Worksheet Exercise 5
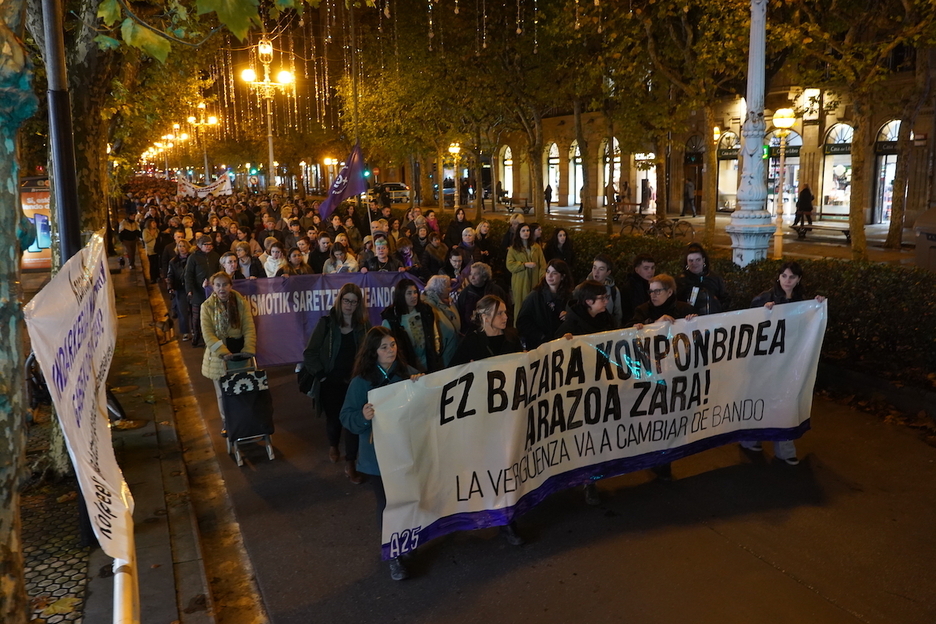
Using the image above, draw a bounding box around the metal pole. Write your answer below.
[266,97,275,191]
[42,0,83,260]
[773,133,787,259]
[201,129,210,182]
[726,0,775,266]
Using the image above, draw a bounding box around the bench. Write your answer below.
[506,196,530,214]
[790,223,852,243]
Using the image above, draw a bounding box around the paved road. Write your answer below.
[175,338,936,624]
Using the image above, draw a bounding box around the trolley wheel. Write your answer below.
[225,437,232,454]
[266,436,275,460]
[234,445,244,467]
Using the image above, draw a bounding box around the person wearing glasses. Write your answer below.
[555,280,619,506]
[629,274,697,329]
[555,280,618,340]
[303,283,371,483]
[628,273,697,482]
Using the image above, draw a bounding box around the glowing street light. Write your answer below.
[241,35,295,191]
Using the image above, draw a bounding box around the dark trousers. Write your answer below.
[171,293,190,335]
[190,302,203,346]
[320,380,358,461]
[371,474,386,531]
[148,254,160,283]
[793,211,813,226]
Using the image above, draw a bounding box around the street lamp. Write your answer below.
[242,36,294,192]
[187,103,219,183]
[771,107,796,258]
[448,143,461,208]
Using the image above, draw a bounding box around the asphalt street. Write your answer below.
[175,332,936,624]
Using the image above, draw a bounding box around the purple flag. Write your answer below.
[319,143,368,220]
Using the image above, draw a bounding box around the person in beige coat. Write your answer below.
[506,223,546,322]
[201,272,257,431]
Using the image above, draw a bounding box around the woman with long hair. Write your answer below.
[262,241,288,277]
[233,242,263,279]
[740,262,825,465]
[340,327,422,581]
[322,242,359,273]
[200,272,257,433]
[449,295,525,545]
[381,279,443,373]
[118,212,142,270]
[303,283,371,482]
[506,223,546,322]
[516,259,575,350]
[544,227,575,273]
[444,208,474,249]
[275,247,314,276]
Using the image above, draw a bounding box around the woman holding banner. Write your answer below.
[304,283,370,483]
[340,327,423,581]
[449,295,525,546]
[740,262,825,465]
[381,279,444,374]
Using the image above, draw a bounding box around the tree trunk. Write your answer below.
[0,2,39,622]
[703,105,719,247]
[654,136,669,219]
[419,153,433,207]
[573,99,593,221]
[849,105,871,261]
[606,115,615,238]
[437,147,445,213]
[885,48,932,249]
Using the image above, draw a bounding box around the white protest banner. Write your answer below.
[24,231,135,561]
[371,300,826,559]
[177,175,233,198]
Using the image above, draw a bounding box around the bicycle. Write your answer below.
[618,212,651,236]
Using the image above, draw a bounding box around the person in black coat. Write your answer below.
[741,262,825,465]
[516,259,574,350]
[380,279,444,373]
[543,228,575,275]
[676,244,730,316]
[455,262,508,333]
[450,295,523,366]
[620,254,656,319]
[183,237,220,347]
[793,183,814,226]
[554,280,618,506]
[629,273,697,328]
[555,280,617,339]
[444,208,474,249]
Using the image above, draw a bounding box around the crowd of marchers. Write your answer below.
[116,181,824,582]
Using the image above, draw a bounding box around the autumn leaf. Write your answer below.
[96,0,120,27]
[41,597,81,616]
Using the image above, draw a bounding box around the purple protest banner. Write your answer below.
[231,272,422,367]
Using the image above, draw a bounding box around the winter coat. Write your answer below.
[620,272,651,320]
[554,302,617,338]
[184,249,220,306]
[516,287,570,350]
[302,314,370,380]
[200,291,257,380]
[381,302,444,373]
[506,244,546,321]
[450,328,523,367]
[421,292,461,366]
[628,294,696,327]
[677,270,730,315]
[340,361,419,476]
[444,219,474,249]
[751,285,803,308]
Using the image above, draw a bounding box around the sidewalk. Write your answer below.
[21,261,216,623]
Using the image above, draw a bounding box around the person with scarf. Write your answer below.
[421,275,461,366]
[200,272,257,433]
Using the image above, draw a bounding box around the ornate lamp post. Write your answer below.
[726,0,775,267]
[448,142,461,208]
[242,37,294,192]
[771,107,796,258]
[187,103,218,183]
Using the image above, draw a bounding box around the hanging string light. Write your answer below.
[475,0,481,56]
[482,0,487,48]
[574,0,581,30]
[454,0,459,15]
[533,0,539,53]
[516,0,522,34]
[428,0,434,51]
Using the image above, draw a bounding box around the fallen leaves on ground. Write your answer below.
[41,597,80,616]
